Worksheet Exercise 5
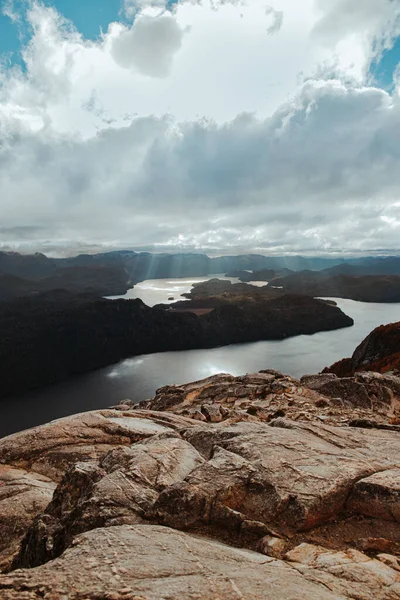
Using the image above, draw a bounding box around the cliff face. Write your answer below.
[1,369,400,598]
[326,321,400,377]
[0,291,352,398]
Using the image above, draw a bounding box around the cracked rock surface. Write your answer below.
[2,370,400,598]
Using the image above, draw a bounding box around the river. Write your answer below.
[1,276,399,438]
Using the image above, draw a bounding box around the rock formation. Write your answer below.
[326,321,400,377]
[2,368,400,597]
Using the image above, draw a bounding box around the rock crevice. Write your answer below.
[2,369,400,598]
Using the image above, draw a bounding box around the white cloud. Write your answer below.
[2,1,17,23]
[1,80,400,254]
[265,7,283,35]
[111,15,185,77]
[123,0,168,19]
[313,0,400,69]
[0,0,399,254]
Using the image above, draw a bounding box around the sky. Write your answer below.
[0,0,400,256]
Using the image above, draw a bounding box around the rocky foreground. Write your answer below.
[2,368,400,598]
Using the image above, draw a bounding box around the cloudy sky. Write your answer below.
[0,0,400,256]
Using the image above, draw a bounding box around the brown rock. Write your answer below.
[201,403,223,422]
[357,537,395,553]
[258,535,288,558]
[153,420,400,536]
[15,435,204,568]
[0,466,55,570]
[3,370,400,598]
[2,526,400,600]
[347,469,400,522]
[286,543,400,599]
[0,410,175,481]
[378,553,400,572]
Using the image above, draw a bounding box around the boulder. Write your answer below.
[347,469,400,522]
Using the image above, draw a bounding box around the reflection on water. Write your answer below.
[1,276,400,438]
[107,274,241,306]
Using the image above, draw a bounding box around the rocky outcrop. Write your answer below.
[2,370,400,597]
[301,371,400,419]
[141,370,400,426]
[325,321,400,377]
[0,467,55,571]
[4,525,400,600]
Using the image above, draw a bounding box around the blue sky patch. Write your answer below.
[370,36,400,90]
[44,0,122,38]
[0,0,122,66]
[1,0,399,92]
[0,0,180,67]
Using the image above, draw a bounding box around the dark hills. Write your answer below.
[225,268,293,282]
[0,266,130,301]
[0,288,352,398]
[326,257,400,277]
[224,257,400,303]
[272,271,400,302]
[2,250,400,302]
[181,278,282,301]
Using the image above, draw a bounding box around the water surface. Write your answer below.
[1,277,399,438]
[107,274,241,305]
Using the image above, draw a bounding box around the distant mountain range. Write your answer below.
[0,265,130,301]
[1,249,400,301]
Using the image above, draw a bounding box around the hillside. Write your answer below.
[0,289,352,398]
[0,266,131,301]
[272,271,400,302]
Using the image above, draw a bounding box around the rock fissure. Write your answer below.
[2,368,400,597]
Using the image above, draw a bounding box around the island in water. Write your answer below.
[0,282,352,398]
